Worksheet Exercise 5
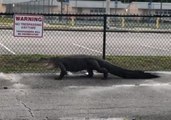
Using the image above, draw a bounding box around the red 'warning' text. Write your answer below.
[16,16,43,22]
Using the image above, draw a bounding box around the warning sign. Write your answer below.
[13,14,44,37]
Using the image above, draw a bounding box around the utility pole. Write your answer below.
[106,0,110,29]
[148,0,152,26]
[115,0,118,14]
[106,0,110,15]
[148,0,152,15]
[160,0,163,16]
[56,0,63,14]
[56,0,63,21]
[61,0,63,14]
[76,0,77,13]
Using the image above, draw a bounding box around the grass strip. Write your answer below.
[0,55,170,73]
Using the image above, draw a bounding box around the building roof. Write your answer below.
[0,0,60,6]
[1,0,171,10]
[0,0,31,4]
[133,2,171,10]
[70,0,129,8]
[25,0,60,6]
[70,0,171,10]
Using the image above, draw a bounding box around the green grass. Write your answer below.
[0,54,55,73]
[0,17,13,24]
[0,55,171,73]
[107,56,171,71]
[0,16,170,30]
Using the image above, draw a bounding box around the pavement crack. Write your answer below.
[21,101,34,118]
[16,95,34,118]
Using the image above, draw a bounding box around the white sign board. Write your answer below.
[13,14,44,37]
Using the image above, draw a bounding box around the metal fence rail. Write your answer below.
[0,13,171,72]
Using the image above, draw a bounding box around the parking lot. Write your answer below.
[0,27,171,120]
[0,30,170,56]
[0,72,171,120]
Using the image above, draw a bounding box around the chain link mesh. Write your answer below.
[0,14,171,72]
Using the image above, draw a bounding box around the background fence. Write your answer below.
[0,13,171,73]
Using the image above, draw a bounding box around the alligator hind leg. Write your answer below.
[55,63,67,80]
[55,71,67,80]
[87,69,94,78]
[88,60,108,79]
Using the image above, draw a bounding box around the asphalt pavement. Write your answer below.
[0,72,171,120]
[0,30,170,56]
[0,29,171,120]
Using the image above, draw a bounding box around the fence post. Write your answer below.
[103,15,107,60]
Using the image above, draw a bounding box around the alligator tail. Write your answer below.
[100,60,159,79]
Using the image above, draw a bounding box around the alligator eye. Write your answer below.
[42,62,55,68]
[43,63,49,66]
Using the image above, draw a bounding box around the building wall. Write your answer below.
[62,4,73,14]
[1,1,171,15]
[127,3,139,15]
[50,6,60,14]
[110,8,127,15]
[79,8,90,14]
[0,3,6,13]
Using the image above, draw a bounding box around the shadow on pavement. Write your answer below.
[0,72,165,89]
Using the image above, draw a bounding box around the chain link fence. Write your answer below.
[0,13,171,72]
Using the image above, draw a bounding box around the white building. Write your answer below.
[0,0,171,15]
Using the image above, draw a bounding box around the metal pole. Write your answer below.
[160,0,163,16]
[12,4,15,13]
[48,0,50,13]
[148,0,152,15]
[55,0,63,14]
[43,0,45,13]
[51,0,53,13]
[114,0,117,26]
[61,0,63,14]
[27,2,29,13]
[103,15,107,60]
[115,0,117,14]
[148,0,152,26]
[106,0,110,29]
[106,0,110,15]
[57,0,63,21]
[76,0,77,13]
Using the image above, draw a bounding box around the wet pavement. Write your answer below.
[0,72,171,120]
